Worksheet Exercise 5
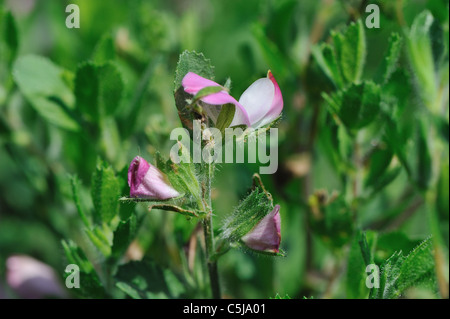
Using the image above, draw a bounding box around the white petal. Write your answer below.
[238,78,274,127]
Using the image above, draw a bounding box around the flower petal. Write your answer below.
[253,71,283,127]
[7,255,67,299]
[241,205,281,253]
[182,72,251,126]
[128,156,150,196]
[137,164,181,199]
[236,77,275,127]
[128,156,180,200]
[182,72,222,95]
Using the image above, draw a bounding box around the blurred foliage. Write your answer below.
[0,0,448,299]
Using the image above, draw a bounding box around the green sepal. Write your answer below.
[220,178,274,245]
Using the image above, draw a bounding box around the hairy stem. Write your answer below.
[202,160,221,299]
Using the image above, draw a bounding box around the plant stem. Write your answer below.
[425,125,448,299]
[202,160,221,299]
[202,216,221,299]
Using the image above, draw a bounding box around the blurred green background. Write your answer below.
[0,0,448,299]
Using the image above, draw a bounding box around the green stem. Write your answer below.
[202,161,221,299]
[348,130,363,221]
[202,215,221,299]
[425,125,448,299]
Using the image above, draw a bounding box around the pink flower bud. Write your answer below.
[181,71,283,128]
[128,156,181,200]
[241,205,281,253]
[6,255,67,299]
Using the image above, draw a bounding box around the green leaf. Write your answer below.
[383,114,412,176]
[120,56,161,137]
[437,161,449,221]
[115,260,185,299]
[0,10,18,65]
[13,55,79,131]
[119,197,202,218]
[325,82,381,130]
[337,124,352,163]
[341,82,380,129]
[367,166,402,198]
[413,120,433,190]
[380,69,412,116]
[92,34,116,64]
[75,62,99,122]
[70,175,91,228]
[192,85,224,102]
[372,250,403,299]
[271,293,291,299]
[117,166,137,221]
[174,50,215,92]
[111,215,138,259]
[308,192,353,248]
[75,61,124,122]
[85,228,112,256]
[91,159,120,224]
[312,43,343,88]
[332,20,366,85]
[61,240,106,298]
[436,116,449,143]
[372,237,437,299]
[346,231,377,299]
[62,240,94,274]
[429,18,445,69]
[406,11,437,113]
[100,117,121,163]
[374,232,422,265]
[437,161,449,248]
[364,146,393,188]
[396,238,437,296]
[216,103,236,134]
[149,203,199,218]
[98,62,124,116]
[252,22,288,79]
[379,33,403,84]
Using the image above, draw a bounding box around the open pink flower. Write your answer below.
[241,205,281,253]
[182,71,283,128]
[128,156,180,200]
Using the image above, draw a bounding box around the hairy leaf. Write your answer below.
[13,55,79,130]
[372,238,437,299]
[332,20,366,85]
[91,159,120,224]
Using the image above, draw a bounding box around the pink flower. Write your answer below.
[128,156,180,200]
[6,255,67,299]
[182,71,283,128]
[241,205,281,253]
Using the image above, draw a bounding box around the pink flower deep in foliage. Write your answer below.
[241,205,281,253]
[182,71,283,128]
[128,156,180,200]
[6,255,67,299]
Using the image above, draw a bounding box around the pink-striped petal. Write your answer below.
[231,71,283,128]
[235,77,275,127]
[253,71,283,127]
[181,72,251,127]
[128,156,180,200]
[182,72,222,95]
[241,205,281,253]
